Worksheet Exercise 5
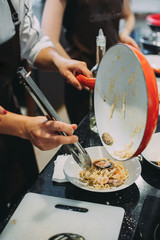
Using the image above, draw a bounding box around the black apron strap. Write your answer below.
[7,0,21,64]
[7,0,22,103]
[7,0,20,26]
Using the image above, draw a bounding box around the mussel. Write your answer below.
[93,159,113,169]
[102,132,113,145]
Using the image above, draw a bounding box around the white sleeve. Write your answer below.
[20,0,54,66]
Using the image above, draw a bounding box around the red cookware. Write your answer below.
[76,74,95,90]
[94,43,159,161]
[145,54,160,75]
[146,13,160,27]
[140,13,160,54]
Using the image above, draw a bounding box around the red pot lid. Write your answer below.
[146,14,160,26]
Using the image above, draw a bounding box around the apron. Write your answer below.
[63,0,123,124]
[0,0,38,220]
[64,0,123,68]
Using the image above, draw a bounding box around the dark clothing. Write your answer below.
[63,0,123,124]
[0,0,38,221]
[64,0,123,65]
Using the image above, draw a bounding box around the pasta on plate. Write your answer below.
[79,158,129,190]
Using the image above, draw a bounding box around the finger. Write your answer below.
[67,77,90,91]
[0,106,7,115]
[36,135,78,151]
[45,121,77,136]
[71,124,78,131]
[127,38,140,50]
[53,134,79,145]
[66,71,83,90]
[83,86,90,91]
[75,61,92,78]
[133,42,140,50]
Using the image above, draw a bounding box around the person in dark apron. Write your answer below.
[63,0,123,124]
[42,0,139,124]
[0,0,92,221]
[0,0,38,220]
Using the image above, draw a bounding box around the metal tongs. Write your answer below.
[17,67,92,171]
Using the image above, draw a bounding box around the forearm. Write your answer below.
[0,111,29,139]
[41,0,69,59]
[54,41,71,59]
[33,47,60,71]
[0,110,79,150]
[118,0,139,49]
[120,0,135,36]
[120,13,135,36]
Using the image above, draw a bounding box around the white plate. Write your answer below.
[142,132,160,169]
[63,146,141,192]
[145,55,160,74]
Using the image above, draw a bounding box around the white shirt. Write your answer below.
[0,0,54,66]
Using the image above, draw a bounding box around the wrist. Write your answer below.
[119,29,129,37]
[34,47,59,71]
[0,112,30,139]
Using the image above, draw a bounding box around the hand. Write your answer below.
[119,32,140,50]
[24,116,78,150]
[54,55,92,90]
[34,47,92,90]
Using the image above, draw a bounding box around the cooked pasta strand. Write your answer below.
[79,159,129,190]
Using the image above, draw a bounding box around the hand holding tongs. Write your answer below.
[17,67,92,171]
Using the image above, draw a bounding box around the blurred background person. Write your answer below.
[42,0,139,124]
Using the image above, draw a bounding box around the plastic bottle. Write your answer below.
[89,29,106,133]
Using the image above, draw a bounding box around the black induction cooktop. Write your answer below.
[133,195,160,240]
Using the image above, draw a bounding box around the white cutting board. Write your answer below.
[0,193,124,240]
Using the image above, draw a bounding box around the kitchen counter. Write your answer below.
[1,114,160,239]
[34,115,160,240]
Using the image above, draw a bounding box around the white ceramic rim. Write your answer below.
[142,132,160,169]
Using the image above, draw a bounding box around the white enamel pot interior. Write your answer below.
[94,44,159,161]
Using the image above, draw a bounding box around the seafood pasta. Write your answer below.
[79,158,129,190]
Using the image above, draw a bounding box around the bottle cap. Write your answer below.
[96,29,106,47]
